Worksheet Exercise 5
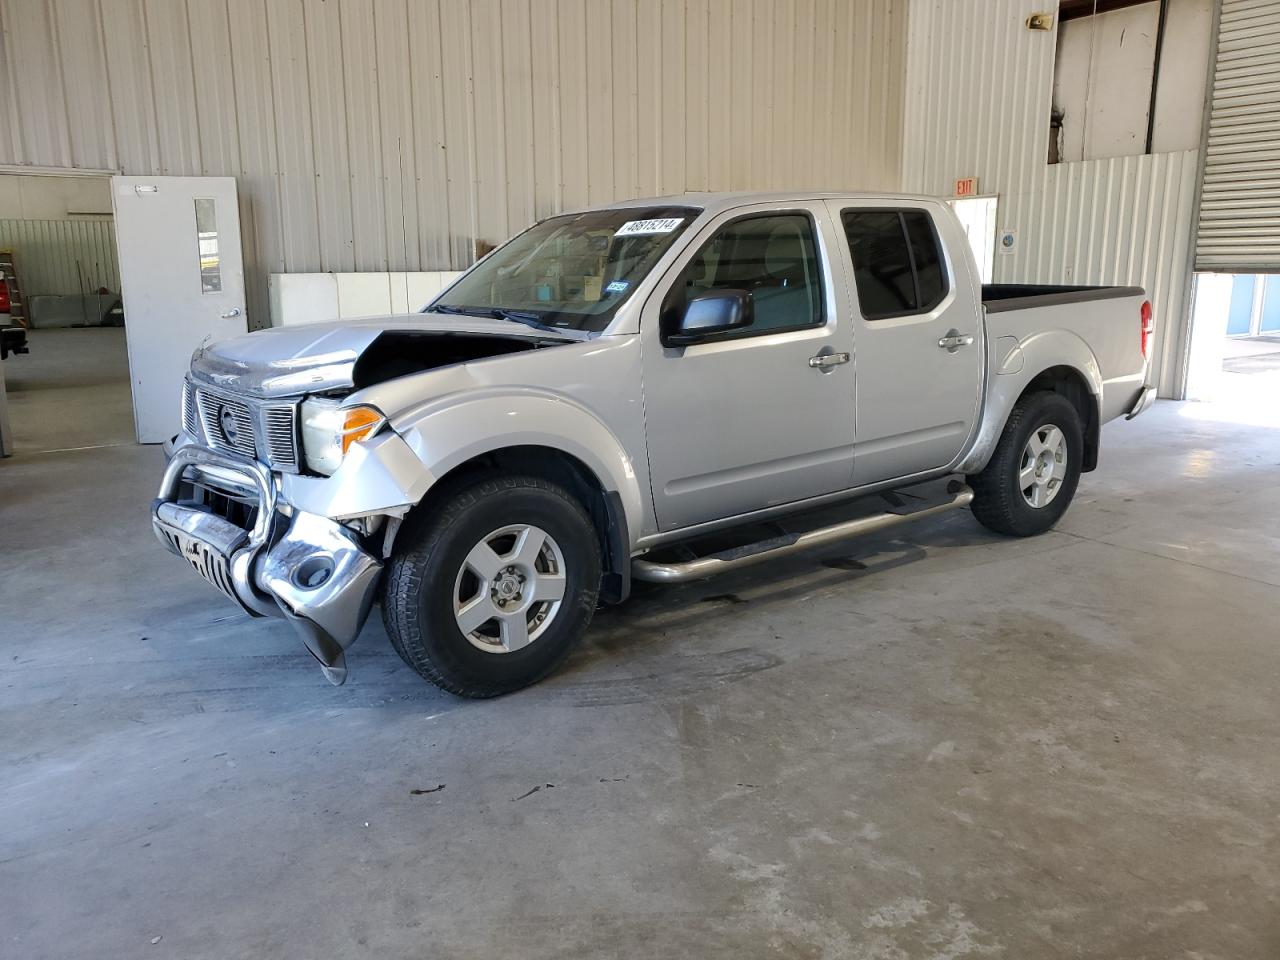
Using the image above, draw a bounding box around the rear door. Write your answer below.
[641,202,857,532]
[825,200,983,484]
[113,176,247,443]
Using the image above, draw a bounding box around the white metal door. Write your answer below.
[113,176,246,443]
[945,196,998,284]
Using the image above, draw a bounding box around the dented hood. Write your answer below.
[189,311,586,398]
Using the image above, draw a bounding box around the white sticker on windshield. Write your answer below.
[615,217,683,237]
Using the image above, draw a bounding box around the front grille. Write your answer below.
[263,406,300,470]
[192,387,301,472]
[182,382,201,438]
[197,390,256,459]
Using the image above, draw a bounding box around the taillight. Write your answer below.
[0,280,10,314]
[1140,300,1153,361]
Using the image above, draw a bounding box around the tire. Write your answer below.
[968,391,1084,537]
[382,474,602,698]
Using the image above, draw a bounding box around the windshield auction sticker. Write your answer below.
[615,218,683,237]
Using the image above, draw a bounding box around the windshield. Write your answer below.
[427,205,699,333]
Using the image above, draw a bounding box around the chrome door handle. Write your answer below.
[808,351,850,369]
[220,308,242,318]
[938,330,974,352]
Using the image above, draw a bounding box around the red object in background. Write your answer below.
[0,279,10,314]
[1140,300,1153,360]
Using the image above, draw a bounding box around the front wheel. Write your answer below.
[382,475,602,698]
[968,391,1084,537]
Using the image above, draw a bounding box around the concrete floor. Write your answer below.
[4,337,1280,958]
[2,327,134,453]
[1223,335,1280,376]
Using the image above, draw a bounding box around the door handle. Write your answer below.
[220,307,242,319]
[808,351,850,369]
[938,330,974,352]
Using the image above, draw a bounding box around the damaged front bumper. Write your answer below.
[152,444,382,684]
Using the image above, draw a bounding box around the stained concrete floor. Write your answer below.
[3,338,1280,958]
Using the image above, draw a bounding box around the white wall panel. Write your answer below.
[144,0,202,176]
[53,0,118,171]
[264,0,323,282]
[2,2,71,167]
[0,0,905,329]
[371,0,420,273]
[406,0,452,269]
[903,0,1206,398]
[269,270,461,326]
[98,0,161,175]
[225,0,283,322]
[186,1,242,177]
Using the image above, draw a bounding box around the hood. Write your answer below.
[189,312,587,398]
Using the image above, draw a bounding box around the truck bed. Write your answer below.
[982,283,1145,313]
[981,283,1148,426]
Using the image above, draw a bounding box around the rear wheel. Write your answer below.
[382,474,601,698]
[969,391,1084,537]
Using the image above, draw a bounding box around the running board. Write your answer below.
[631,483,974,584]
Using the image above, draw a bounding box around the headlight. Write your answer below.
[300,398,385,475]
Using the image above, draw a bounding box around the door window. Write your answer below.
[194,198,222,294]
[841,209,949,320]
[665,213,823,339]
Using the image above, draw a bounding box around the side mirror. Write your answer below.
[665,289,754,346]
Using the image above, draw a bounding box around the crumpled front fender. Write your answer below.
[277,429,435,521]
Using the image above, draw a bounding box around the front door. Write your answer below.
[642,204,857,532]
[825,201,984,484]
[113,176,247,443]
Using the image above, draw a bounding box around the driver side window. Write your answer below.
[665,213,824,336]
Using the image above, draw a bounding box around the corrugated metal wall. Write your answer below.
[0,218,119,296]
[0,0,907,329]
[902,0,1202,398]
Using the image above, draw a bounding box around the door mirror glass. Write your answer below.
[666,289,753,345]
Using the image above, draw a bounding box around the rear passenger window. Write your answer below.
[841,209,949,320]
[903,212,946,309]
[668,213,823,336]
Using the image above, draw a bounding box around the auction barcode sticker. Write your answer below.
[615,218,683,237]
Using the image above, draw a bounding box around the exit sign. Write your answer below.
[955,177,979,197]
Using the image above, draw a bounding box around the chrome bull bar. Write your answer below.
[152,444,382,684]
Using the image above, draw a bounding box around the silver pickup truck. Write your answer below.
[155,191,1155,696]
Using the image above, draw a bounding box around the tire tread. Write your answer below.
[969,391,1082,537]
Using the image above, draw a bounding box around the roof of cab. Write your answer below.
[600,190,944,217]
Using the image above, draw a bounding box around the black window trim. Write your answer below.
[660,208,828,347]
[841,206,951,322]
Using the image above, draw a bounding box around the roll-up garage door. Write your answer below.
[1196,0,1280,272]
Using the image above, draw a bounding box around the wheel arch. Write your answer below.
[1019,365,1100,471]
[392,443,633,604]
[960,330,1103,475]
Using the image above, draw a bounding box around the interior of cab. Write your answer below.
[675,213,823,333]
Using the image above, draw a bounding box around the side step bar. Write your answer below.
[631,483,974,584]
